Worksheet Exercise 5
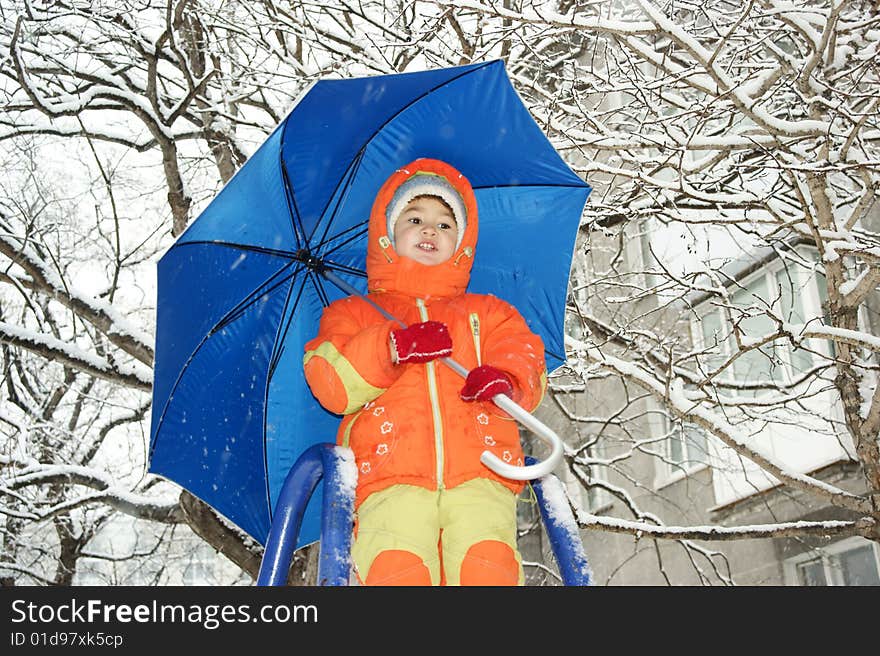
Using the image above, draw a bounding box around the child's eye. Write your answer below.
[438,223,452,230]
[408,217,421,225]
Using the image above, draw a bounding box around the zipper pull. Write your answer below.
[469,312,481,366]
[469,313,480,337]
[454,246,473,266]
[378,236,394,263]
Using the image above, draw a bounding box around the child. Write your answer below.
[303,158,546,585]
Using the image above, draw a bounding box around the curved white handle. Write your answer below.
[440,356,563,481]
[477,393,564,480]
[317,272,563,481]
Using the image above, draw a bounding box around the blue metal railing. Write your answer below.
[526,456,592,586]
[257,445,591,586]
[256,443,355,586]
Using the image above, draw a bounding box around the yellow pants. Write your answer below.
[351,479,524,586]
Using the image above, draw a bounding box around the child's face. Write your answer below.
[392,196,458,266]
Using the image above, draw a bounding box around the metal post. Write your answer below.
[527,456,592,586]
[257,443,355,586]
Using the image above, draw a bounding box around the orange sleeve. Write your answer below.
[479,296,547,413]
[303,298,400,415]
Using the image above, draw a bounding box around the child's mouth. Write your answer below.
[416,241,436,252]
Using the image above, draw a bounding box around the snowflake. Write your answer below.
[477,413,489,425]
[502,450,512,463]
[376,443,388,455]
[360,462,371,474]
[380,421,393,434]
[483,436,496,446]
[372,406,385,416]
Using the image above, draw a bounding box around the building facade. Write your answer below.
[520,218,880,586]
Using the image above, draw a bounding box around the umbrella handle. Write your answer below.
[319,270,564,480]
[439,356,564,481]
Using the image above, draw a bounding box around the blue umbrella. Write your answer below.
[148,59,591,549]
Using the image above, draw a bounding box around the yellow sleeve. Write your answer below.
[303,298,400,415]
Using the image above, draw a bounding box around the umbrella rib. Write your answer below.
[313,222,369,258]
[310,149,366,249]
[309,269,332,308]
[148,262,301,463]
[321,260,367,278]
[280,157,308,251]
[265,266,314,381]
[173,240,298,259]
[262,265,316,520]
[213,266,301,334]
[471,182,590,191]
[304,61,498,256]
[545,347,565,366]
[349,61,497,165]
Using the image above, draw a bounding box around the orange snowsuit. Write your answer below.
[303,158,547,584]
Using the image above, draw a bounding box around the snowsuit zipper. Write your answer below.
[469,313,481,366]
[416,298,445,490]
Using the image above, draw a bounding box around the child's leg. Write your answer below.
[351,484,442,585]
[438,479,524,586]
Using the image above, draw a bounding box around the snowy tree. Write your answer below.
[1,0,878,585]
[485,0,880,583]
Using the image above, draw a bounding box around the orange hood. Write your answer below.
[366,158,478,300]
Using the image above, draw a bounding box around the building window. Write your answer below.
[694,253,832,394]
[582,441,613,513]
[182,544,216,585]
[656,408,710,483]
[564,304,585,340]
[787,539,880,586]
[668,419,709,472]
[730,274,786,385]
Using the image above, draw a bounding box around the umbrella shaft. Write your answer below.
[322,269,472,376]
[321,269,405,328]
[321,270,489,384]
[320,268,563,481]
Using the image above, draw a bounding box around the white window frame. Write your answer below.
[182,542,217,585]
[568,440,614,514]
[783,537,880,586]
[690,249,858,506]
[651,406,711,489]
[631,217,659,291]
[694,254,832,391]
[653,245,858,505]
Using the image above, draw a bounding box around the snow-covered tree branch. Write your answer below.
[1,0,878,585]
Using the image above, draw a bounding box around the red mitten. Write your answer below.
[460,365,514,402]
[390,321,453,364]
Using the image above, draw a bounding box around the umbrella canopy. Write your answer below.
[148,59,591,548]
